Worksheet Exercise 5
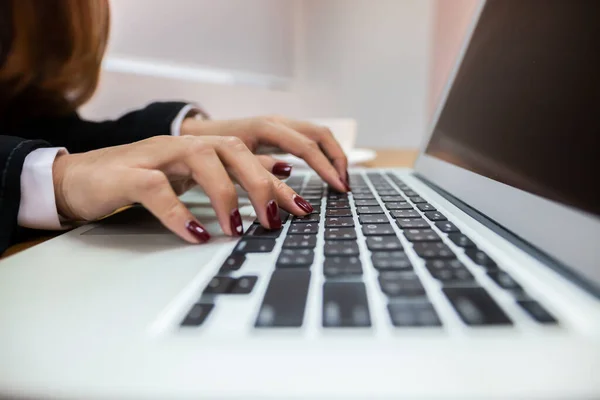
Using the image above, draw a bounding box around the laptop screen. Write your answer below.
[425,0,600,218]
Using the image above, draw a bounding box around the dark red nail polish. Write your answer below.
[230,208,243,236]
[340,177,351,192]
[293,195,314,213]
[272,162,293,178]
[266,200,282,230]
[186,220,211,243]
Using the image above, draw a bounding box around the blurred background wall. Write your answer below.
[82,0,479,149]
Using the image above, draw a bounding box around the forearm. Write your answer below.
[0,135,53,254]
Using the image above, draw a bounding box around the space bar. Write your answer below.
[255,269,311,327]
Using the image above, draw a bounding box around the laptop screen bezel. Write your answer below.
[413,0,600,287]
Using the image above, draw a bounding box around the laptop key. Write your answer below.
[377,190,399,196]
[244,224,282,239]
[181,303,214,327]
[326,208,353,217]
[379,273,426,297]
[372,251,413,271]
[327,200,351,209]
[282,234,317,249]
[448,233,476,248]
[358,214,389,224]
[362,224,396,236]
[325,241,360,256]
[388,302,442,327]
[403,229,441,242]
[426,260,475,284]
[325,227,357,240]
[276,249,315,268]
[356,206,384,214]
[517,300,558,324]
[443,287,512,326]
[424,211,447,221]
[465,248,498,269]
[417,203,436,212]
[385,202,414,210]
[288,223,319,235]
[229,276,258,294]
[301,195,322,201]
[366,236,403,251]
[323,282,371,327]
[396,218,430,229]
[435,221,460,233]
[354,199,380,207]
[234,239,276,253]
[325,217,354,227]
[203,276,235,294]
[327,193,348,200]
[409,196,427,203]
[256,270,311,328]
[353,193,376,200]
[219,254,246,273]
[403,190,419,197]
[323,256,363,278]
[293,213,320,223]
[391,210,421,219]
[380,195,405,202]
[413,242,455,259]
[487,271,523,291]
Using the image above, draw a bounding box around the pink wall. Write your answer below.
[429,0,479,119]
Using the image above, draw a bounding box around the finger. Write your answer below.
[124,169,211,244]
[257,122,347,192]
[212,137,311,229]
[281,119,349,186]
[269,173,315,215]
[183,144,243,237]
[255,155,293,179]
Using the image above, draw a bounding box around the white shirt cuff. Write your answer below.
[18,147,69,230]
[170,104,209,136]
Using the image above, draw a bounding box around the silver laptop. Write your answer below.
[1,1,599,399]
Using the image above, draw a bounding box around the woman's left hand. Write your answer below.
[180,116,350,192]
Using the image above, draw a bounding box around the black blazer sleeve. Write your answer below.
[0,101,190,254]
[3,101,189,153]
[0,135,52,254]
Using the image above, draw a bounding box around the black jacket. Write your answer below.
[0,101,188,255]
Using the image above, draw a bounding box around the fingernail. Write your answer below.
[230,208,243,236]
[266,200,282,230]
[186,220,211,243]
[272,162,293,178]
[293,194,314,213]
[340,177,351,192]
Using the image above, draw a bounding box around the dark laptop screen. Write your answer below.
[425,0,600,217]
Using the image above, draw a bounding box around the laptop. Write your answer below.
[1,1,599,398]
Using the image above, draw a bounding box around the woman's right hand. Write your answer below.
[51,135,316,243]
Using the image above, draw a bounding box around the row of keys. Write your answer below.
[385,173,558,325]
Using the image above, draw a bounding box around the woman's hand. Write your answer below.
[180,116,350,192]
[52,135,316,243]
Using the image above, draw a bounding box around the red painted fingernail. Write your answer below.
[266,200,282,230]
[186,220,211,243]
[272,162,293,178]
[230,208,243,236]
[293,194,314,213]
[340,177,351,192]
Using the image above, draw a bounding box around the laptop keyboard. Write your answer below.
[181,172,559,329]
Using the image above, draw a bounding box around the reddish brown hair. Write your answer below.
[0,0,110,117]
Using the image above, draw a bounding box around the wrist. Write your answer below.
[180,116,208,136]
[52,152,76,220]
